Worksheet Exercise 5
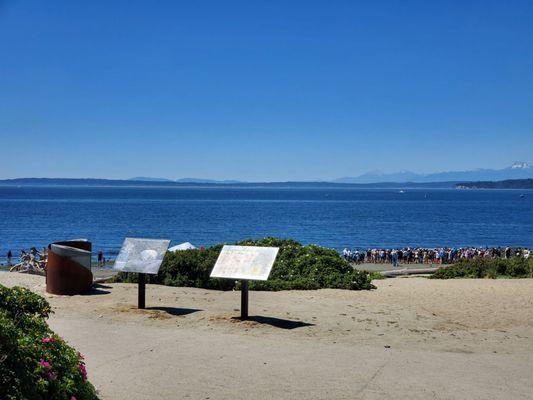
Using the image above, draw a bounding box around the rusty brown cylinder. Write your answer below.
[46,240,93,295]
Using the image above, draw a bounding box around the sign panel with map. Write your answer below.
[113,238,170,275]
[210,245,279,281]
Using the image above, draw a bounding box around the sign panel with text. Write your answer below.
[210,245,279,281]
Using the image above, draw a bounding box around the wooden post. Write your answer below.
[138,273,146,309]
[241,280,249,320]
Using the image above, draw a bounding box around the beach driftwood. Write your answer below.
[379,267,441,277]
[9,253,46,275]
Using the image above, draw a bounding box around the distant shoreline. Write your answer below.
[0,177,459,189]
[1,177,532,189]
[455,178,533,190]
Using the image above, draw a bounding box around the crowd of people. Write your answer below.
[3,245,531,271]
[342,246,531,267]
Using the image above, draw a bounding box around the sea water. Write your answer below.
[0,186,531,261]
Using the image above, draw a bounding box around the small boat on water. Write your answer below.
[399,189,405,194]
[520,194,526,198]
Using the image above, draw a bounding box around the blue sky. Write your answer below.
[1,1,532,181]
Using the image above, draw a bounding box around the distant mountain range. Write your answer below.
[128,162,533,185]
[1,162,532,188]
[333,162,532,184]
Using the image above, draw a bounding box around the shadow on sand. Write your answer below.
[232,316,315,330]
[146,306,202,316]
[83,283,112,295]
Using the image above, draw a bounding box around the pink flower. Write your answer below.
[41,337,55,343]
[71,397,77,400]
[79,363,87,381]
[39,359,51,369]
[47,371,57,381]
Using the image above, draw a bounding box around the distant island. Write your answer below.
[0,177,459,189]
[129,177,243,184]
[1,177,533,189]
[455,179,533,190]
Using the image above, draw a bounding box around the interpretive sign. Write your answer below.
[113,238,170,309]
[211,245,279,319]
[113,238,170,274]
[210,245,279,281]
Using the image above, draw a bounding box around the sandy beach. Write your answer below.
[2,272,533,399]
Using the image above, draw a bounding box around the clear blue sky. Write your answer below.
[1,1,532,181]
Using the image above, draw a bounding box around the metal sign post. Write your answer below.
[241,280,249,319]
[138,273,146,309]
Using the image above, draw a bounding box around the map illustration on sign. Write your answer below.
[210,245,279,281]
[113,238,170,274]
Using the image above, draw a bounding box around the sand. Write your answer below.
[2,272,533,400]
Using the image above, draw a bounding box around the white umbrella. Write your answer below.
[168,242,197,252]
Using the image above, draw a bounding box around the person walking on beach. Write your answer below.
[97,251,104,267]
[391,249,399,267]
[7,250,12,266]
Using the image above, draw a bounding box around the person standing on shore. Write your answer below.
[97,251,104,267]
[342,248,350,259]
[505,247,511,259]
[7,250,12,266]
[391,249,399,267]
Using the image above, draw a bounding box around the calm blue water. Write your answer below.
[0,186,532,261]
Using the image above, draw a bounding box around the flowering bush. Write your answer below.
[0,285,98,400]
[114,237,375,291]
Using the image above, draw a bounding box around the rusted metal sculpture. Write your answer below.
[46,240,93,295]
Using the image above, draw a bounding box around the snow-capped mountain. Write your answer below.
[510,162,530,169]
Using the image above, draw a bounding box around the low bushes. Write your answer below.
[431,257,533,279]
[0,285,98,400]
[113,237,375,291]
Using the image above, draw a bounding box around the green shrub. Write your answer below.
[113,237,375,291]
[368,271,386,281]
[0,285,98,400]
[431,257,533,279]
